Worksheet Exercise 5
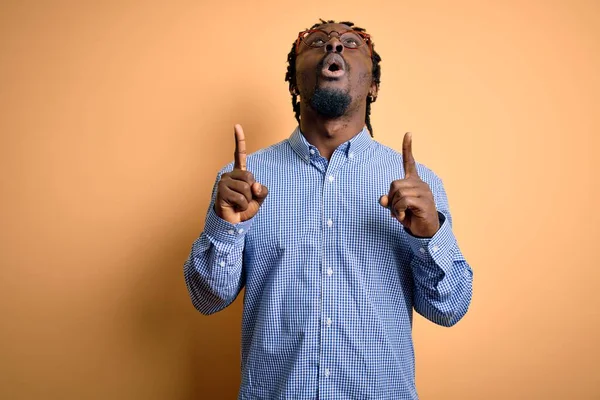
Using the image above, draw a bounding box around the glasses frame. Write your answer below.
[295,29,373,57]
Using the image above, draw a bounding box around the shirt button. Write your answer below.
[324,368,330,377]
[326,317,332,326]
[219,261,226,267]
[227,229,234,235]
[328,175,334,182]
[327,219,333,227]
[419,247,426,254]
[305,155,309,160]
[432,245,440,253]
[238,228,244,233]
[349,152,354,159]
[310,149,315,155]
[327,268,333,276]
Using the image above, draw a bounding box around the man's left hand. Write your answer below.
[379,132,440,238]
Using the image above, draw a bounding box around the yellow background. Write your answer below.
[1,1,598,399]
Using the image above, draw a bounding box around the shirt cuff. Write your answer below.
[405,211,457,270]
[203,206,253,245]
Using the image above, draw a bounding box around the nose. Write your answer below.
[324,37,344,54]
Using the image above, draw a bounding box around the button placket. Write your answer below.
[319,161,339,391]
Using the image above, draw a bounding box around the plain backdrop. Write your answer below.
[1,1,598,399]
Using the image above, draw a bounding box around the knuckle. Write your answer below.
[393,189,406,201]
[244,171,256,183]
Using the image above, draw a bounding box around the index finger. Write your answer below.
[234,124,247,171]
[402,132,418,178]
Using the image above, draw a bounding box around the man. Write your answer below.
[184,19,473,400]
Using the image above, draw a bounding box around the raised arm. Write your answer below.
[183,124,269,315]
[380,132,473,326]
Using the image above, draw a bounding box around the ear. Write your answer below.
[369,82,379,102]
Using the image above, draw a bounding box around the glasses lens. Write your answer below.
[303,31,329,47]
[340,31,364,48]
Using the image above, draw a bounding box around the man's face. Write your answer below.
[295,23,375,119]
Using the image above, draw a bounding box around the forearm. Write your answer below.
[183,207,252,315]
[407,212,473,327]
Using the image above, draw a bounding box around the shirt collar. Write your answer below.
[288,125,373,164]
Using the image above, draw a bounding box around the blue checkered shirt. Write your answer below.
[184,126,473,399]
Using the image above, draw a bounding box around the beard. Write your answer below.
[308,87,352,119]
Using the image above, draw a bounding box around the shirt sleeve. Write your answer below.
[406,174,473,327]
[183,168,254,315]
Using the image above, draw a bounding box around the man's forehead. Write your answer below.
[315,23,354,32]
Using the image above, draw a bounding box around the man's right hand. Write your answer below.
[214,124,269,224]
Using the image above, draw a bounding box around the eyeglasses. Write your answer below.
[295,29,372,56]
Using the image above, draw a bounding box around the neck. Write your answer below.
[299,103,366,160]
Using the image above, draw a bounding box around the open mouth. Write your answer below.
[321,54,346,79]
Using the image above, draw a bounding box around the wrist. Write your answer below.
[407,214,442,238]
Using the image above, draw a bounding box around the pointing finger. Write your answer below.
[402,132,418,179]
[234,124,247,171]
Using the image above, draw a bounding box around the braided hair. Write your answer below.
[284,19,382,137]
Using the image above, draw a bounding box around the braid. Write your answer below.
[286,41,301,125]
[365,97,373,136]
[284,19,382,137]
[292,94,301,123]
